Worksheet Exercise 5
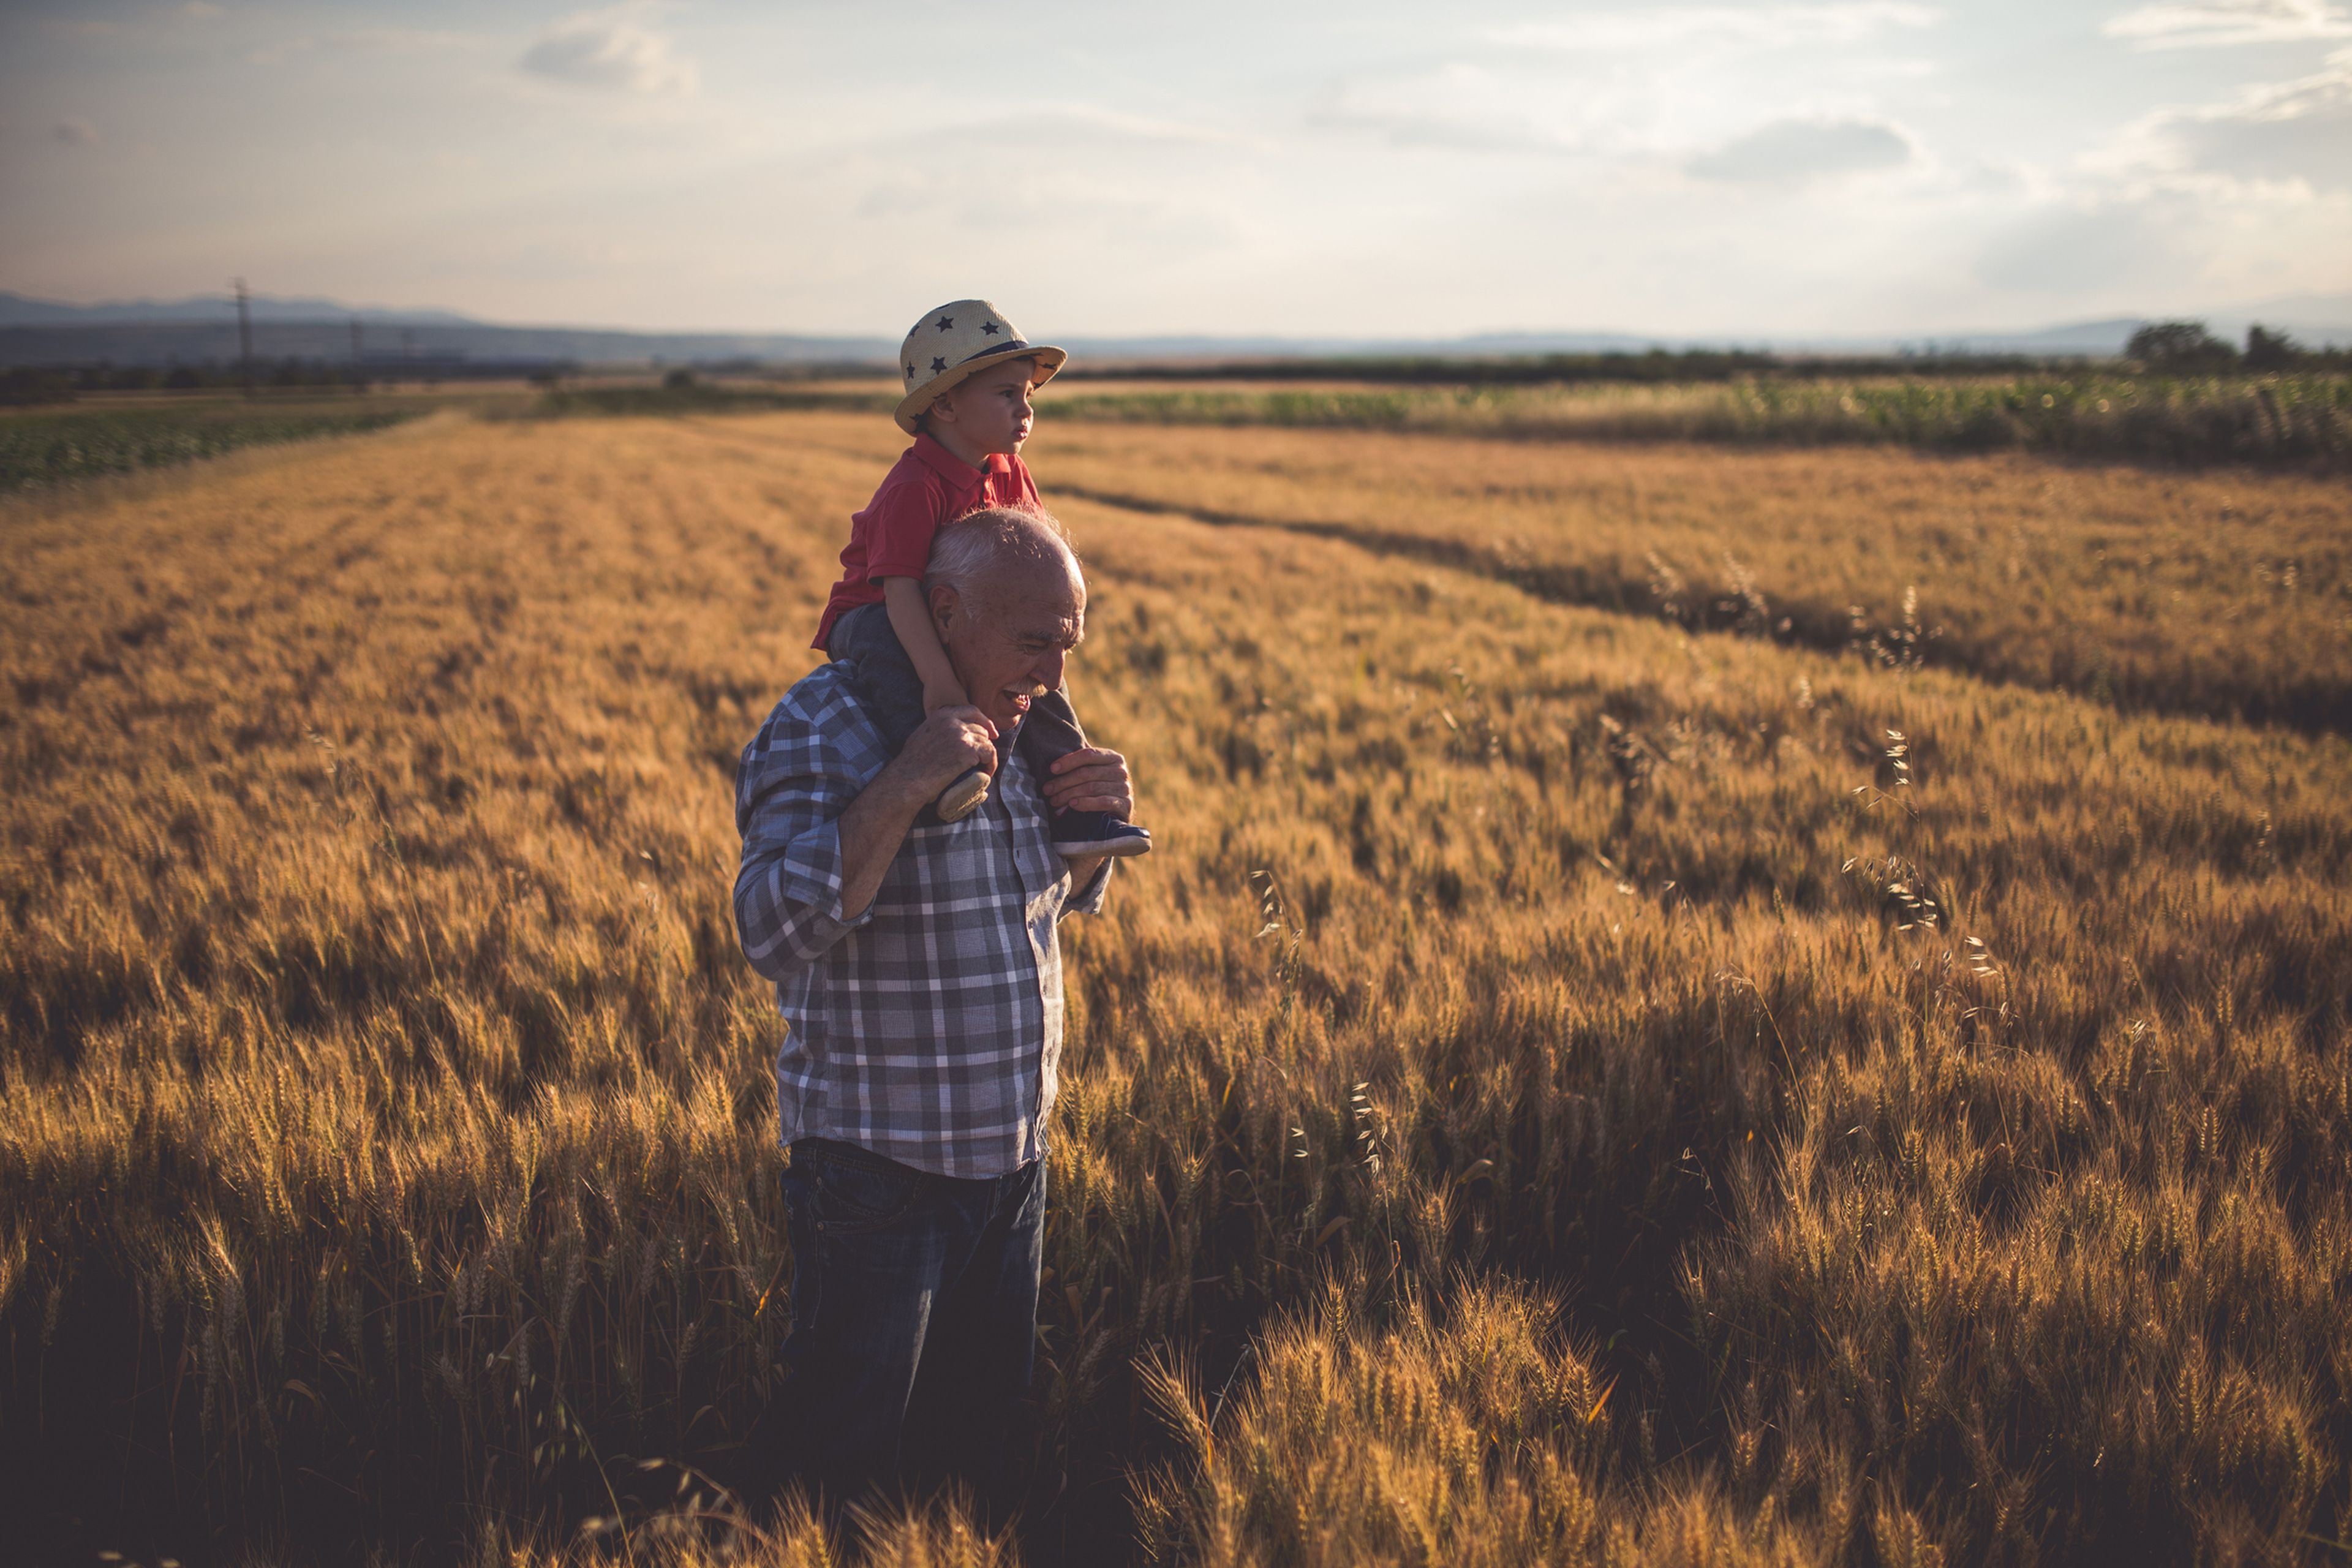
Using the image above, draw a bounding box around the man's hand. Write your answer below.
[1043,746,1134,819]
[894,706,998,801]
[922,679,971,715]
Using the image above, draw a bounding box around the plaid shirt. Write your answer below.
[732,663,1112,1179]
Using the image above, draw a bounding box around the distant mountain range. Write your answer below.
[0,293,891,368]
[3,290,2345,368]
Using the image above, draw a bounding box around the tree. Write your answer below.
[2125,320,2237,371]
[0,368,75,406]
[2244,324,2302,371]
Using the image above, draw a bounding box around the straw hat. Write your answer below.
[893,300,1068,435]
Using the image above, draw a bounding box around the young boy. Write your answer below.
[811,300,1152,859]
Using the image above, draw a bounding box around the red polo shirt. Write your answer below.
[812,434,1042,651]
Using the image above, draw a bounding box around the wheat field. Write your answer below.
[3,409,2348,1566]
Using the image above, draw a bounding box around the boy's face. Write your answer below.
[927,356,1038,456]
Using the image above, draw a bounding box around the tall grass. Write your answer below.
[3,411,2348,1564]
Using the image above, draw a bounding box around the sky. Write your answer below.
[3,0,2348,338]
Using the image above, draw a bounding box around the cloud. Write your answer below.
[1975,199,2189,293]
[2102,50,2352,188]
[1019,105,1252,149]
[831,110,1256,249]
[1307,63,1653,154]
[518,7,696,96]
[1490,4,1941,52]
[253,28,480,66]
[1686,116,1914,181]
[51,118,99,146]
[2163,52,2352,185]
[335,28,481,53]
[2103,0,2352,48]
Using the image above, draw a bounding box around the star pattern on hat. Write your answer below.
[904,364,915,380]
[981,322,1000,336]
[935,315,954,331]
[930,356,947,373]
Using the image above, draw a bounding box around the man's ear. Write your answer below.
[928,581,960,641]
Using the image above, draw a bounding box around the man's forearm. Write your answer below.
[834,757,930,920]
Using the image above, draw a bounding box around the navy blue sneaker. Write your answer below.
[1052,812,1153,859]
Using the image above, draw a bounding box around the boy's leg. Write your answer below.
[827,603,929,751]
[830,604,988,820]
[1016,687,1152,858]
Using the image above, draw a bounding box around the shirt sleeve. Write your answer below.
[732,696,880,980]
[860,475,947,584]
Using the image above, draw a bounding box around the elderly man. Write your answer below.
[731,506,1132,1498]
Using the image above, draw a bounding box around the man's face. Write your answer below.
[930,357,1037,456]
[933,562,1085,734]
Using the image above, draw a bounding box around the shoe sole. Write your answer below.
[936,771,991,823]
[1054,834,1153,859]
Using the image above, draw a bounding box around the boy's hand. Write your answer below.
[1043,747,1134,819]
[922,679,970,715]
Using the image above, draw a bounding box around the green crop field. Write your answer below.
[0,399,434,491]
[1039,371,2352,466]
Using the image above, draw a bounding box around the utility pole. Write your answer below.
[232,277,254,398]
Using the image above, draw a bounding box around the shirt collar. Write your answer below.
[911,431,1010,490]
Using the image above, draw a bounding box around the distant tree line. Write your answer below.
[0,356,586,407]
[1056,347,2059,386]
[530,368,893,418]
[1064,326,2348,386]
[0,359,379,406]
[4,326,2338,409]
[2124,320,2344,372]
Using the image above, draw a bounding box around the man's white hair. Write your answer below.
[923,506,1082,613]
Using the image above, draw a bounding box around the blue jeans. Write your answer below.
[774,1138,1046,1499]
